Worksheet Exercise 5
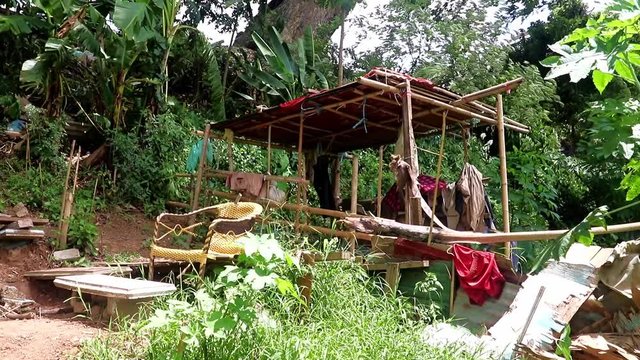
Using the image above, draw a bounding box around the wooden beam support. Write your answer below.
[350,155,359,214]
[377,146,384,217]
[236,91,384,134]
[497,94,511,258]
[358,77,529,133]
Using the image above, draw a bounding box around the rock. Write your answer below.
[13,203,29,218]
[53,248,81,262]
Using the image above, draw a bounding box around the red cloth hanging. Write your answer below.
[452,244,505,305]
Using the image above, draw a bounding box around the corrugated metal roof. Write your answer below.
[488,261,598,358]
[452,282,520,333]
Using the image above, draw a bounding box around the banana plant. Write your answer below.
[238,26,328,103]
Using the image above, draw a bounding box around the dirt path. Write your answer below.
[0,316,99,360]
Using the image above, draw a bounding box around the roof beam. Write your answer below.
[236,91,384,134]
[357,77,529,133]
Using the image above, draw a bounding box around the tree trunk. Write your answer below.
[233,0,343,47]
[337,13,345,86]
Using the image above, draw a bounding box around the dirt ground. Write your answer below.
[0,315,99,360]
[0,210,155,359]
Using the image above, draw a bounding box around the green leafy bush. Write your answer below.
[110,109,197,212]
[25,106,66,171]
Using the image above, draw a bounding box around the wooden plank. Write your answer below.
[362,260,430,271]
[0,228,45,241]
[54,274,176,300]
[24,266,132,280]
[0,216,49,225]
[385,263,401,294]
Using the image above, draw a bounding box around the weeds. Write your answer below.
[76,232,482,360]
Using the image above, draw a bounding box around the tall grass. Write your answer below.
[75,234,482,360]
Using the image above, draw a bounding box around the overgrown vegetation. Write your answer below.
[76,233,478,360]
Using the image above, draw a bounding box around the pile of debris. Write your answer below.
[0,285,36,320]
[448,240,640,359]
[0,203,47,241]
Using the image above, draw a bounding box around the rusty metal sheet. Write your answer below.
[488,261,598,358]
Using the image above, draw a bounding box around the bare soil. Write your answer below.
[0,315,99,360]
[0,209,156,359]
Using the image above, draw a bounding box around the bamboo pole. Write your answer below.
[191,124,210,212]
[377,146,384,217]
[370,69,527,130]
[175,171,309,184]
[226,129,234,172]
[208,190,368,219]
[295,114,305,227]
[401,80,421,225]
[59,140,76,231]
[343,216,640,244]
[267,125,272,174]
[197,130,295,151]
[270,219,373,242]
[237,91,384,134]
[496,94,511,258]
[332,157,342,210]
[463,128,470,163]
[350,155,358,214]
[428,111,448,246]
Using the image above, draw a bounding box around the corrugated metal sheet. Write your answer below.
[564,243,614,268]
[488,261,598,358]
[452,282,520,333]
[397,260,453,317]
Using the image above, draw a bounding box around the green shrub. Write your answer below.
[110,109,197,212]
[25,106,66,171]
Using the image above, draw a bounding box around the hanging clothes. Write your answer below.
[452,244,505,306]
[382,175,448,212]
[226,173,264,198]
[442,183,460,229]
[312,155,335,210]
[456,163,486,232]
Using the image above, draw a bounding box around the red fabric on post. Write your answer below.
[452,244,505,305]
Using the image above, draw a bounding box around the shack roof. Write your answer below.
[210,68,528,153]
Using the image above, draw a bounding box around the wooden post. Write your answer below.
[463,128,469,163]
[299,251,315,305]
[295,115,305,227]
[59,146,81,249]
[428,111,448,245]
[332,157,342,210]
[385,262,400,294]
[226,129,234,172]
[350,155,358,214]
[496,94,511,258]
[59,140,76,229]
[401,80,419,224]
[267,125,272,174]
[191,124,210,212]
[377,146,384,217]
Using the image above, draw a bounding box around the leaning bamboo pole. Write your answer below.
[428,111,448,246]
[496,94,511,257]
[208,190,369,219]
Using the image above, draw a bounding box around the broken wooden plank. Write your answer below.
[54,274,176,300]
[362,260,430,271]
[24,266,133,280]
[0,228,44,241]
[0,215,49,225]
